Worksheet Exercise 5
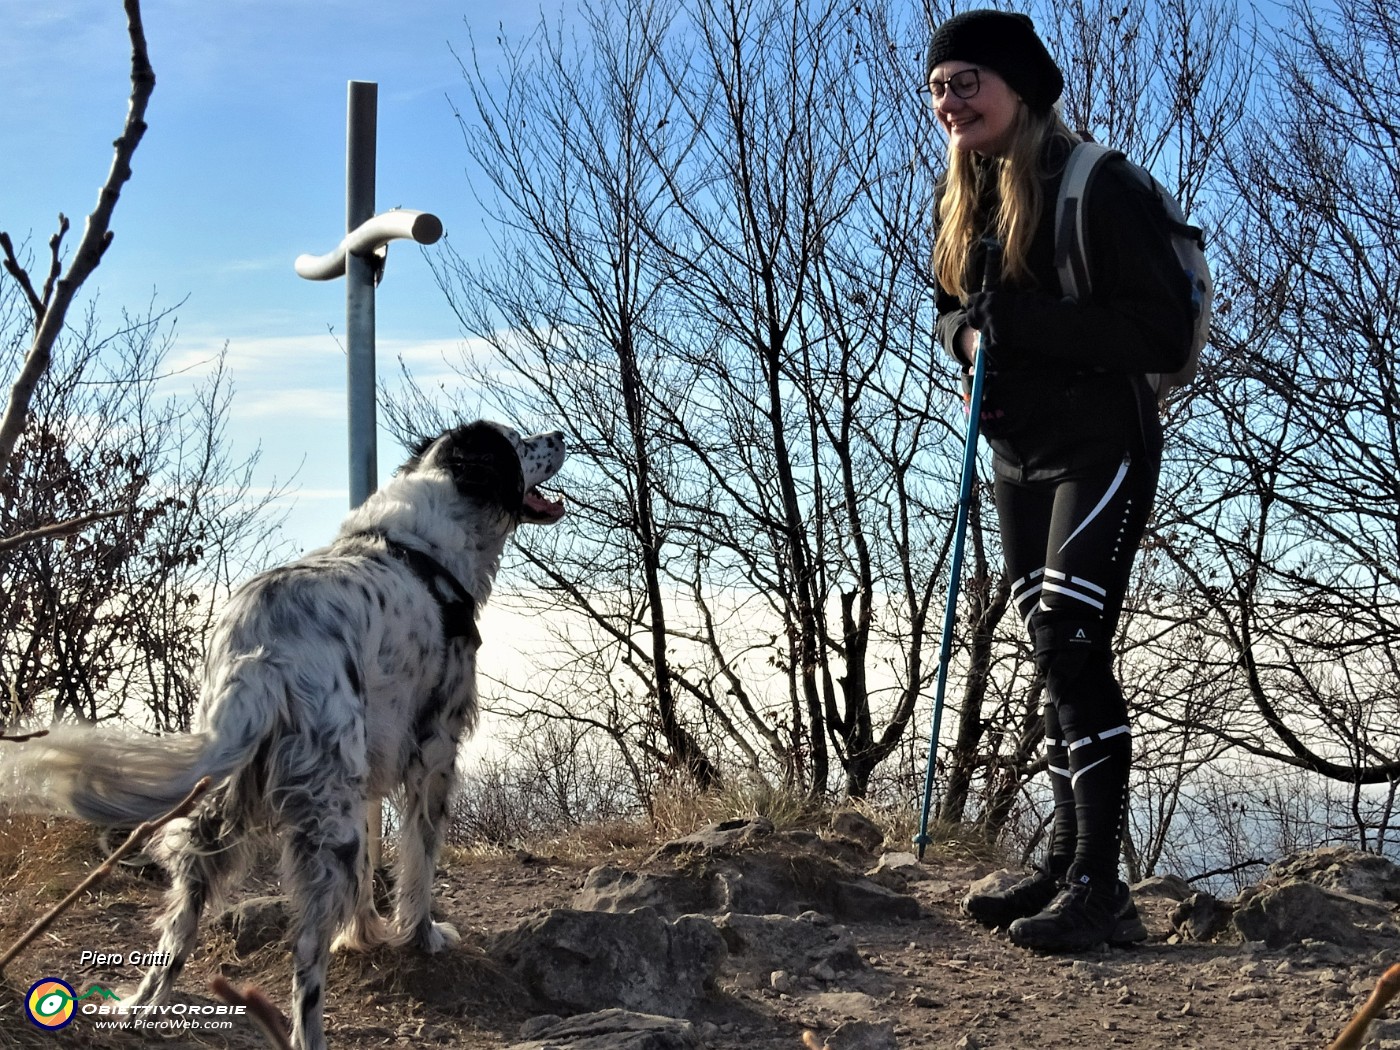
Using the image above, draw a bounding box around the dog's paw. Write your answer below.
[416,920,460,954]
[332,911,399,953]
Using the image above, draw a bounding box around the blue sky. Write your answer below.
[2,0,537,554]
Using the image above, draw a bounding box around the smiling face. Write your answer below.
[929,62,1023,158]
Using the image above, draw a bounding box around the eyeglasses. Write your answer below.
[918,68,982,108]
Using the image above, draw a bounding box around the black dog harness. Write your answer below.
[362,530,481,648]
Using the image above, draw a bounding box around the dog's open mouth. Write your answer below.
[523,485,566,524]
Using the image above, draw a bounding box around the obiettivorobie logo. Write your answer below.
[23,976,247,1034]
[24,979,119,1030]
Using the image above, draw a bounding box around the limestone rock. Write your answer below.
[1169,892,1232,942]
[712,911,866,982]
[507,1009,701,1050]
[492,907,725,1016]
[829,810,885,852]
[1232,880,1393,949]
[1264,847,1400,903]
[648,816,776,860]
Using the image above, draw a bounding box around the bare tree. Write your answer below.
[0,0,154,487]
[396,0,984,802]
[1164,0,1400,847]
[1,1,287,731]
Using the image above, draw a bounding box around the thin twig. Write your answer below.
[0,776,210,975]
[40,217,69,310]
[1186,857,1268,883]
[0,231,46,317]
[209,977,293,1050]
[0,508,130,554]
[1328,963,1400,1050]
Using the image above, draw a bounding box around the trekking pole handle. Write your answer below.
[965,237,1001,386]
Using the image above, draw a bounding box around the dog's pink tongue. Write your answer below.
[525,489,566,520]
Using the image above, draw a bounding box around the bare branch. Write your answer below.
[0,508,130,555]
[0,0,156,474]
[1329,964,1400,1050]
[0,231,47,317]
[0,729,50,743]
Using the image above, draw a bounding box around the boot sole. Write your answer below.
[961,886,1059,930]
[1009,905,1148,952]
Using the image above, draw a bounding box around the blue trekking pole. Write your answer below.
[914,236,1003,859]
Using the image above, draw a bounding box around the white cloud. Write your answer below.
[235,388,345,420]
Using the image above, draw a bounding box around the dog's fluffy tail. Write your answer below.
[0,726,215,825]
[0,652,284,826]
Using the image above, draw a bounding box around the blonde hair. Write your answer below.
[934,104,1078,299]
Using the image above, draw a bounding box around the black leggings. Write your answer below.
[994,453,1159,883]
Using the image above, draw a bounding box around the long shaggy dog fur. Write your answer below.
[0,420,565,1050]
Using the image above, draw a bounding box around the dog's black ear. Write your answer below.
[440,422,524,512]
[399,433,439,475]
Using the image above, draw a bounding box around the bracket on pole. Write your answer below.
[294,209,442,282]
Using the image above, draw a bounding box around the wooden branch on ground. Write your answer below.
[1328,963,1400,1050]
[0,776,209,975]
[0,729,50,743]
[209,977,293,1050]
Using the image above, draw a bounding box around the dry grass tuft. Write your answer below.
[0,815,113,901]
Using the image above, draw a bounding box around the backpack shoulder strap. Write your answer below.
[1054,140,1124,302]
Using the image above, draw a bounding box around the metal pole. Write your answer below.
[346,80,382,869]
[346,80,378,510]
[294,81,441,880]
[295,82,442,876]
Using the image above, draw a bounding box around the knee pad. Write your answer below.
[1032,616,1102,688]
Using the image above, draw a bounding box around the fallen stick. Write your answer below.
[1328,962,1400,1050]
[210,976,293,1050]
[0,776,211,974]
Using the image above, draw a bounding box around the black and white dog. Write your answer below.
[0,421,565,1050]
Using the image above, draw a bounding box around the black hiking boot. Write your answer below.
[1008,872,1143,952]
[961,868,1061,929]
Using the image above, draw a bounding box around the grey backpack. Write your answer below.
[1054,140,1213,400]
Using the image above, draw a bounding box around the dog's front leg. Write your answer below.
[395,744,460,952]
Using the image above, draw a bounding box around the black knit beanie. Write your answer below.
[925,9,1064,115]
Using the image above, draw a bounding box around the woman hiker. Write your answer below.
[925,9,1193,952]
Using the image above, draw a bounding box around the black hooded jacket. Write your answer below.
[934,136,1194,482]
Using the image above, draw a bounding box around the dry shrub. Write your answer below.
[648,774,822,842]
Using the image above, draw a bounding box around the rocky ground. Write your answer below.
[1,812,1398,1050]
